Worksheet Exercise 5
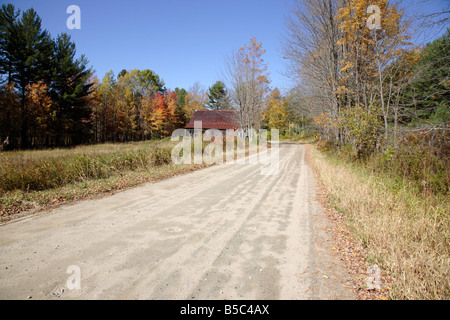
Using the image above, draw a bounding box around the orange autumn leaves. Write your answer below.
[141,90,180,137]
[89,69,184,141]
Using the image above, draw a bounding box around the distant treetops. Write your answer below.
[0,3,92,148]
[0,3,234,149]
[0,2,293,150]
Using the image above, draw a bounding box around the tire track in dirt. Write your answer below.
[0,144,355,300]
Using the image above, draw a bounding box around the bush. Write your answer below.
[368,128,449,195]
[317,126,449,196]
[150,146,172,166]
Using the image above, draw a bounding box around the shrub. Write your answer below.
[150,146,172,166]
[372,128,449,195]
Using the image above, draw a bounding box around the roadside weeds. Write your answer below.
[305,143,449,300]
[1,139,270,223]
[305,143,393,300]
[1,163,210,224]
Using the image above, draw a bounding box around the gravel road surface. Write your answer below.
[0,143,354,299]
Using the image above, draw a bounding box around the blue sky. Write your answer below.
[3,0,449,93]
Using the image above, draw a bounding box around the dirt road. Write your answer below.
[0,143,354,299]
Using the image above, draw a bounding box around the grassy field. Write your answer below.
[308,143,449,300]
[0,140,177,191]
[0,137,264,221]
[0,139,211,221]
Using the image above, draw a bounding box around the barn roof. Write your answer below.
[185,110,241,130]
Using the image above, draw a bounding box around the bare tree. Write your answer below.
[223,37,271,132]
[416,0,450,28]
[282,0,344,141]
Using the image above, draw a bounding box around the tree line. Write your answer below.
[0,2,303,151]
[282,0,449,156]
[0,4,237,150]
[0,4,92,149]
[3,1,446,155]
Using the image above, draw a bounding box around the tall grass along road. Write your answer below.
[309,145,449,300]
[0,143,354,300]
[0,140,207,221]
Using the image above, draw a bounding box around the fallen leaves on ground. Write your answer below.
[305,144,394,300]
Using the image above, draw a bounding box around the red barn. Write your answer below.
[185,110,241,133]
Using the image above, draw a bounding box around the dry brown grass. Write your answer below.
[0,139,209,221]
[0,137,260,221]
[309,144,449,300]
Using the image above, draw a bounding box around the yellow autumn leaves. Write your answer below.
[262,89,289,131]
